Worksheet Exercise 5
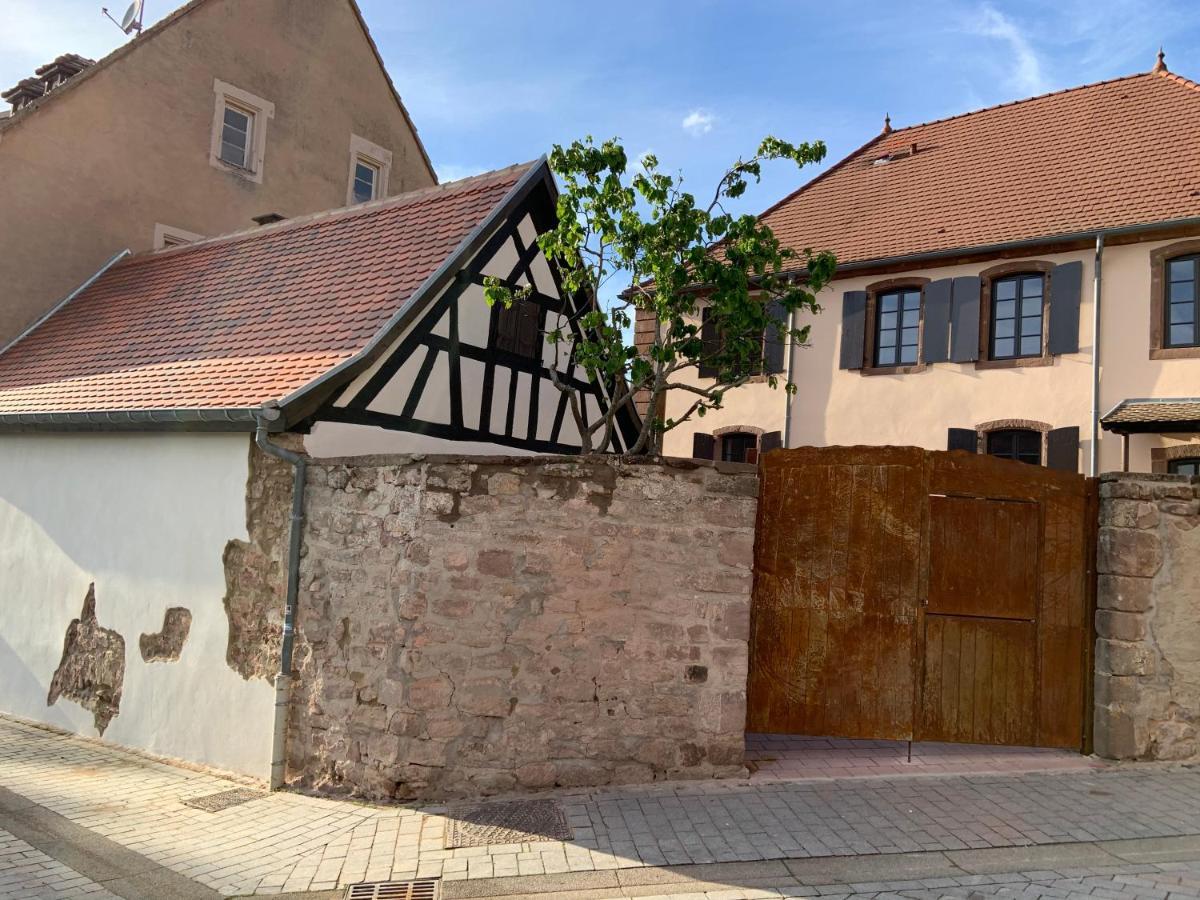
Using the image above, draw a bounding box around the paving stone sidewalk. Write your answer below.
[3,714,1200,897]
[0,826,118,899]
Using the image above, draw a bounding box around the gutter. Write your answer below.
[782,306,796,448]
[0,407,264,432]
[253,409,306,791]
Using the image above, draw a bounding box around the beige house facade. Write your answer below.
[661,61,1200,476]
[0,0,436,346]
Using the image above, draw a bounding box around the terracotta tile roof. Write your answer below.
[0,163,534,416]
[759,68,1200,268]
[1102,398,1200,432]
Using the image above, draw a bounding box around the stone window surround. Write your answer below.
[975,260,1055,370]
[209,79,274,184]
[712,425,764,462]
[346,134,393,206]
[860,276,930,376]
[1150,239,1200,359]
[153,223,204,250]
[974,418,1052,464]
[1150,441,1200,474]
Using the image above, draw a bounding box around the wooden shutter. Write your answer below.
[1048,261,1083,355]
[921,279,954,363]
[763,299,787,374]
[1046,426,1080,472]
[947,428,978,452]
[839,291,867,369]
[699,308,719,378]
[517,299,542,358]
[692,432,715,460]
[949,276,981,362]
[760,430,783,454]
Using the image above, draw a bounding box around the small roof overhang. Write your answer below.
[1100,397,1200,434]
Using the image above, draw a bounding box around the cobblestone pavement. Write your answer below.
[0,827,118,899]
[3,715,1200,897]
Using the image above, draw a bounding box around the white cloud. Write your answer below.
[681,109,715,136]
[965,5,1047,95]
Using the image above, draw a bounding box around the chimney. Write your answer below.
[3,54,94,113]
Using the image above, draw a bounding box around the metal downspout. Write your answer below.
[782,306,796,448]
[1090,234,1105,476]
[254,413,306,791]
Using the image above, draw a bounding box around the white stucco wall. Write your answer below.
[0,432,274,777]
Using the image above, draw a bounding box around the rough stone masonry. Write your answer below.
[1095,473,1200,761]
[284,454,757,800]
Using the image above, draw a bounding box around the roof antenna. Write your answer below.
[101,0,144,35]
[882,112,892,135]
[1153,46,1167,74]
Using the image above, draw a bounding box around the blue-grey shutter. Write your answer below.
[949,276,982,362]
[839,291,867,369]
[921,278,954,363]
[699,308,718,379]
[1046,426,1080,472]
[692,432,715,460]
[760,431,783,454]
[1048,261,1083,355]
[947,428,977,452]
[764,299,787,374]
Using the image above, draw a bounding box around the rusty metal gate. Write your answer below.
[746,446,1097,750]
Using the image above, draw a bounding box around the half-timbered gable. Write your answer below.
[305,167,638,455]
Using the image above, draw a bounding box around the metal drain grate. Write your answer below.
[445,798,573,849]
[181,788,264,812]
[345,879,438,900]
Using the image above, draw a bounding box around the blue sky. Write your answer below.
[3,0,1198,217]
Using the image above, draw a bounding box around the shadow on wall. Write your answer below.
[0,633,76,730]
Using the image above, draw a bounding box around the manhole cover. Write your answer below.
[444,798,573,849]
[345,880,438,900]
[182,788,264,812]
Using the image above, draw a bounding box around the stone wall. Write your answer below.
[1094,473,1200,761]
[286,454,757,800]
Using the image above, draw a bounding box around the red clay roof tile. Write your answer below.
[760,69,1200,267]
[0,163,533,414]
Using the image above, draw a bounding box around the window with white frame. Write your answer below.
[210,79,274,183]
[347,134,392,206]
[153,224,204,249]
[352,158,380,203]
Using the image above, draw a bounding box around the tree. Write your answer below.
[484,136,836,456]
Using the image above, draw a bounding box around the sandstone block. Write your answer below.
[1096,609,1146,642]
[477,549,515,577]
[1094,707,1142,759]
[408,676,453,711]
[1097,574,1153,612]
[456,679,513,718]
[1096,638,1156,676]
[1098,527,1163,578]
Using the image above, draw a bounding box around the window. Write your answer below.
[209,79,274,183]
[987,429,1041,465]
[346,135,393,206]
[1165,255,1199,348]
[493,297,542,358]
[990,273,1044,359]
[875,288,921,366]
[698,306,784,378]
[720,432,759,464]
[153,224,204,249]
[219,104,253,168]
[1168,458,1200,476]
[352,160,379,204]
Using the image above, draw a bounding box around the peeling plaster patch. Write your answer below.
[140,608,193,662]
[47,584,125,734]
[222,440,295,681]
